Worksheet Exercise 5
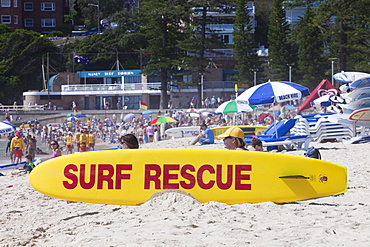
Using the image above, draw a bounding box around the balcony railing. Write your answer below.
[61,83,162,92]
[61,81,237,93]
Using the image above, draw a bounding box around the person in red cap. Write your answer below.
[10,131,25,163]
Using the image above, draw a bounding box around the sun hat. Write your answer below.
[218,127,244,139]
[15,131,21,136]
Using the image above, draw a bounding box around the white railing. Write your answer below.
[61,83,162,92]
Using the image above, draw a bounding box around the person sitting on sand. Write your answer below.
[248,137,265,151]
[119,134,139,149]
[50,141,62,158]
[199,123,214,145]
[218,127,248,151]
[11,155,35,175]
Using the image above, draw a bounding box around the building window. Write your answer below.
[13,15,18,24]
[24,18,33,27]
[1,0,10,7]
[41,19,56,27]
[41,3,55,11]
[1,15,11,24]
[24,2,33,11]
[13,0,17,7]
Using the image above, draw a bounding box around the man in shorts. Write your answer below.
[10,131,25,164]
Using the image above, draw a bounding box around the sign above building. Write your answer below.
[77,70,141,78]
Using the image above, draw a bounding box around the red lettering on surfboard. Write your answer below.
[63,164,132,190]
[144,164,251,190]
[63,164,251,191]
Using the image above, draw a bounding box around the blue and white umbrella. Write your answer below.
[0,121,15,134]
[123,113,136,121]
[236,81,310,105]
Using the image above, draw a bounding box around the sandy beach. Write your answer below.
[1,138,370,246]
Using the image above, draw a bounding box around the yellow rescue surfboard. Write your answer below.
[29,149,347,205]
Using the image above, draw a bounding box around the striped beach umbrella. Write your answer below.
[150,116,177,125]
[215,100,256,114]
[236,81,310,105]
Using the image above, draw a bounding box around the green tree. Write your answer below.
[299,0,370,74]
[0,24,11,35]
[0,30,57,103]
[233,0,259,87]
[267,0,290,81]
[139,0,192,109]
[293,5,325,89]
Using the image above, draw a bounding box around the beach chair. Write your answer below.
[244,118,312,151]
[244,119,298,140]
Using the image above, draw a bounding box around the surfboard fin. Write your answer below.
[279,175,309,179]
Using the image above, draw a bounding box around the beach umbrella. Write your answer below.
[189,112,200,118]
[236,81,309,138]
[347,87,370,100]
[142,114,150,120]
[215,100,256,114]
[123,113,136,121]
[236,81,310,105]
[76,114,87,118]
[201,111,212,117]
[186,108,199,113]
[0,121,15,134]
[142,110,153,114]
[150,116,177,125]
[350,77,370,89]
[311,94,347,108]
[66,113,75,117]
[333,71,370,84]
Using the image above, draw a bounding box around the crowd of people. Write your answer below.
[3,103,298,170]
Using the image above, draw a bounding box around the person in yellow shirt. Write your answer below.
[79,130,89,152]
[74,129,81,152]
[88,131,95,150]
[86,118,92,129]
[10,131,25,164]
[66,132,73,154]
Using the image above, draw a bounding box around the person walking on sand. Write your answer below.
[79,130,89,152]
[5,135,15,164]
[10,131,25,163]
[88,131,95,150]
[66,132,73,154]
[26,135,37,159]
[74,129,81,152]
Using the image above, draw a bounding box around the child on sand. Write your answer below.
[12,155,35,175]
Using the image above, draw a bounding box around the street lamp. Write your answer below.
[287,64,293,82]
[329,58,337,86]
[200,73,204,102]
[252,69,258,86]
[88,1,100,34]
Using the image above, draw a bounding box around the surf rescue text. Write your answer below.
[63,164,252,190]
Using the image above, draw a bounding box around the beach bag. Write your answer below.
[305,146,321,159]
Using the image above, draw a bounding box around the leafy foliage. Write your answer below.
[233,0,259,86]
[0,30,57,103]
[267,0,290,81]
